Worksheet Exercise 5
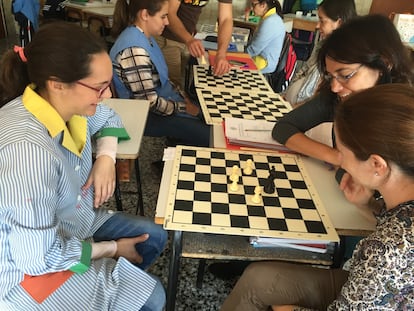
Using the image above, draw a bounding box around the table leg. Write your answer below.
[134,158,144,216]
[114,174,123,211]
[166,230,183,311]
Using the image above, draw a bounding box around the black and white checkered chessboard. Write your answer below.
[164,146,339,242]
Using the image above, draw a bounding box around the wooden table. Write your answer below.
[83,7,114,29]
[64,0,114,26]
[156,125,375,310]
[284,13,319,32]
[102,98,150,215]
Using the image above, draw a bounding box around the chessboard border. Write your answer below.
[193,65,274,93]
[164,146,340,243]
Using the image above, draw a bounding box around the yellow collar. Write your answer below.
[263,7,277,19]
[22,85,87,157]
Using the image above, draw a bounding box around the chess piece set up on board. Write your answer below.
[229,159,278,204]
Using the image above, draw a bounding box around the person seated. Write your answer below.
[246,0,285,74]
[221,83,414,311]
[273,14,414,169]
[0,22,167,310]
[284,0,357,107]
[110,0,210,147]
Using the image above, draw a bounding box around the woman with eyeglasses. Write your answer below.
[272,14,414,168]
[246,0,285,74]
[221,83,414,311]
[284,0,357,106]
[0,22,167,310]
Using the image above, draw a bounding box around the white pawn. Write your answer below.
[231,165,240,179]
[200,54,207,65]
[252,185,262,204]
[230,174,239,192]
[243,159,253,175]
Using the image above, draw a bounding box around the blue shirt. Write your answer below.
[247,8,285,74]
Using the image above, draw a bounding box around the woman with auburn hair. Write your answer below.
[221,83,414,311]
[273,14,414,169]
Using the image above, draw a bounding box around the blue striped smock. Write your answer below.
[0,88,156,310]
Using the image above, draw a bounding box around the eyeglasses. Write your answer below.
[324,64,363,84]
[76,80,111,98]
[251,2,260,8]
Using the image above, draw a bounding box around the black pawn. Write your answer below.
[232,69,237,78]
[207,65,212,76]
[263,177,275,194]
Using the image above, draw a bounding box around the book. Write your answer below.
[224,118,292,152]
[249,237,332,254]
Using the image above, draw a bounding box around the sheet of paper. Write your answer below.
[225,118,276,145]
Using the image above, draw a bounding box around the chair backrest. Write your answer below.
[267,33,298,93]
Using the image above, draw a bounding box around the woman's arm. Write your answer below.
[117,47,183,116]
[272,93,340,165]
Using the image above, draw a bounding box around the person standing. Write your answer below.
[156,0,233,87]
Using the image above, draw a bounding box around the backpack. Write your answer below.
[266,33,298,93]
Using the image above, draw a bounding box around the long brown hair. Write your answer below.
[111,0,168,38]
[0,22,106,107]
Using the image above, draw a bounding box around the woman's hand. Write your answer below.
[339,172,373,208]
[83,155,116,208]
[185,99,200,116]
[114,234,149,264]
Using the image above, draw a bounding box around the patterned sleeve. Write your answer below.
[116,47,177,116]
[329,209,414,310]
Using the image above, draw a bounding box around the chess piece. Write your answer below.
[200,55,207,65]
[230,174,239,192]
[263,166,276,194]
[243,159,253,175]
[252,185,262,203]
[232,70,237,78]
[231,165,240,179]
[208,65,213,76]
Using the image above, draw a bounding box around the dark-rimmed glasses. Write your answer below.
[76,80,111,98]
[324,64,363,84]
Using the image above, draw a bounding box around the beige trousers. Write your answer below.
[155,36,190,89]
[220,261,348,311]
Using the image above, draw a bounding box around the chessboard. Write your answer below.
[163,146,339,242]
[196,88,292,125]
[193,65,274,92]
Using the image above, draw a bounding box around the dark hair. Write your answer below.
[111,0,168,38]
[318,0,357,24]
[335,84,414,177]
[0,22,107,107]
[318,15,414,86]
[257,0,283,18]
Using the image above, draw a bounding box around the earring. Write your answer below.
[375,172,379,176]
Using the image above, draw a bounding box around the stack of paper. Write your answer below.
[249,237,333,254]
[224,118,291,152]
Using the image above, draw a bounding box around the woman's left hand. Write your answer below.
[339,172,373,208]
[83,155,116,208]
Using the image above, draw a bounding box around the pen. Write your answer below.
[244,129,271,132]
